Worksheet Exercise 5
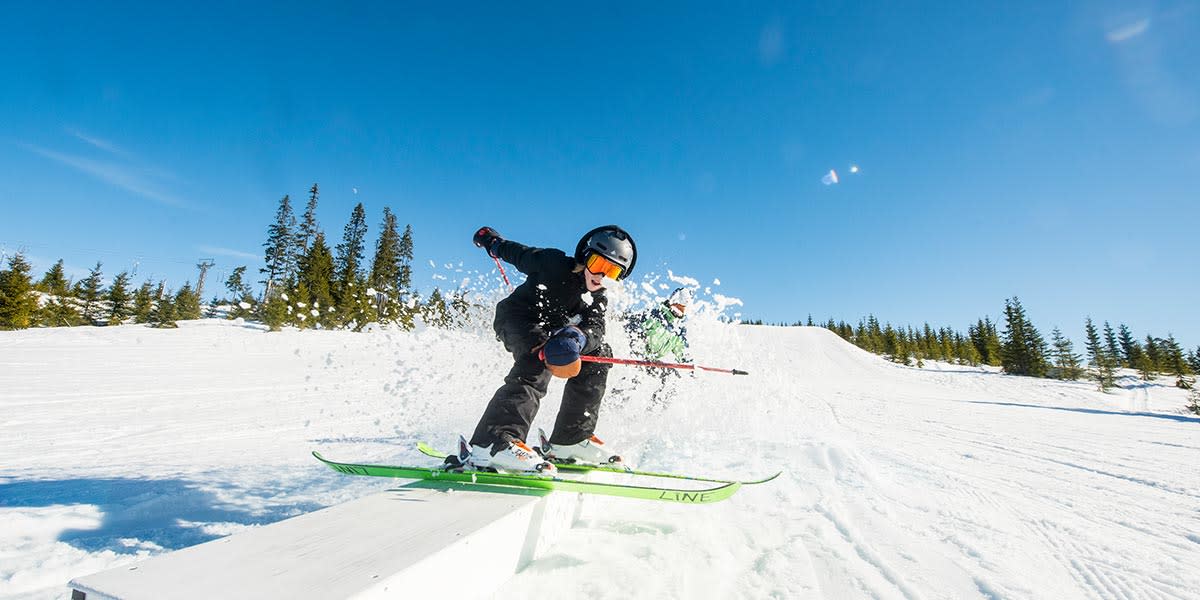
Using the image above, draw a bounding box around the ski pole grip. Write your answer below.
[732,369,750,375]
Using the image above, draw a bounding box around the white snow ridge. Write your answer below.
[1,317,1197,599]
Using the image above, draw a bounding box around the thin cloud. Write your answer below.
[24,144,188,208]
[65,127,127,156]
[197,245,260,261]
[1106,18,1150,43]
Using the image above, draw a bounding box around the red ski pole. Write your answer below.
[580,355,749,375]
[492,256,513,291]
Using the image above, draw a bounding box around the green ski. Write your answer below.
[416,442,781,486]
[313,451,742,504]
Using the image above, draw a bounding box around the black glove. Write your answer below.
[472,226,502,257]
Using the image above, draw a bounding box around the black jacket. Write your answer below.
[492,240,607,355]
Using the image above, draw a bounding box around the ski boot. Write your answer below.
[453,435,557,475]
[539,428,628,470]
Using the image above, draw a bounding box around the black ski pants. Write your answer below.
[469,338,612,451]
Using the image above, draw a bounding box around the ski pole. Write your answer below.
[580,355,749,375]
[492,255,513,291]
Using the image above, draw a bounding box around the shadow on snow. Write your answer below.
[959,400,1199,423]
[0,477,324,554]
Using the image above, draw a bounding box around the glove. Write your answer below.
[472,226,503,257]
[541,327,586,378]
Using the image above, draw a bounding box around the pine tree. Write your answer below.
[224,266,255,319]
[261,290,289,331]
[1161,334,1192,389]
[1189,347,1200,376]
[398,223,415,295]
[1117,324,1142,369]
[1102,322,1121,368]
[882,324,903,363]
[1050,327,1083,380]
[969,317,1003,366]
[339,274,378,331]
[959,333,982,366]
[297,183,320,254]
[75,262,105,325]
[153,283,178,328]
[423,287,451,327]
[33,259,81,327]
[174,282,202,320]
[262,194,297,295]
[132,281,155,324]
[1001,297,1047,377]
[0,253,38,330]
[37,259,70,295]
[1083,317,1116,391]
[1143,335,1163,376]
[299,232,336,328]
[334,202,369,311]
[1187,388,1200,416]
[866,315,883,354]
[369,207,404,325]
[107,271,132,325]
[449,290,471,326]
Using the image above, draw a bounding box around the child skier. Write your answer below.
[465,225,637,474]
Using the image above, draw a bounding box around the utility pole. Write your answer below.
[196,259,215,300]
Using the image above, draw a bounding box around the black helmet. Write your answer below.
[574,225,637,280]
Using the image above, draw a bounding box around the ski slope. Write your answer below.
[2,315,1197,599]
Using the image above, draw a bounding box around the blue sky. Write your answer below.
[2,2,1197,346]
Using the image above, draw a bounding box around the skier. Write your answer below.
[625,287,692,405]
[465,225,637,474]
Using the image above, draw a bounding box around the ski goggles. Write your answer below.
[585,253,625,280]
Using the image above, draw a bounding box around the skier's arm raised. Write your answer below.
[473,226,570,276]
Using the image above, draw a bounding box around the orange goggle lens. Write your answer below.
[585,253,625,280]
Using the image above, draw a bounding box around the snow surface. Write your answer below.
[2,302,1198,599]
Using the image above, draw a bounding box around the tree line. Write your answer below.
[0,255,202,329]
[0,183,467,332]
[747,296,1199,397]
